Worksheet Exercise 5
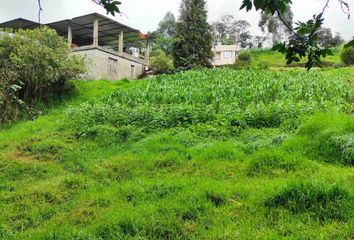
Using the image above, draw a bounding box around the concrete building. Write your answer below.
[212,45,237,67]
[0,13,149,80]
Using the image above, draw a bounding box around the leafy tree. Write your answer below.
[150,49,174,74]
[173,0,213,68]
[317,28,344,47]
[157,11,176,38]
[0,27,85,123]
[254,35,268,48]
[149,12,176,56]
[239,32,253,48]
[211,15,252,48]
[259,5,293,44]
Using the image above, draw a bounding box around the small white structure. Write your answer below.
[212,45,237,67]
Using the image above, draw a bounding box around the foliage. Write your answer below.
[253,35,268,48]
[0,27,85,123]
[149,49,174,74]
[173,0,214,68]
[237,51,252,62]
[157,11,176,38]
[91,0,122,15]
[149,12,176,56]
[259,5,293,44]
[317,28,344,47]
[340,46,354,65]
[211,15,252,48]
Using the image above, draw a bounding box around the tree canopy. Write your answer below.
[212,15,253,48]
[259,5,293,44]
[172,0,213,68]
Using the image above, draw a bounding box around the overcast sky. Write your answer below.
[1,0,353,40]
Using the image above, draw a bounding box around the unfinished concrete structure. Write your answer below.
[0,13,149,80]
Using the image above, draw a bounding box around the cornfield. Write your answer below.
[67,69,352,133]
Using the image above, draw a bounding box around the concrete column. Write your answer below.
[67,23,72,49]
[145,42,150,65]
[93,18,99,47]
[118,31,124,56]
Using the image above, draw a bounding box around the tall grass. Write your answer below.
[66,69,352,136]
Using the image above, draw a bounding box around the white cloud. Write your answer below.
[0,0,353,40]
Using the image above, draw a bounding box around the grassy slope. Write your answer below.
[250,48,342,68]
[0,69,353,239]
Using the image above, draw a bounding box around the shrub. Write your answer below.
[150,49,174,74]
[340,46,354,65]
[237,51,252,62]
[0,27,85,123]
[231,51,252,69]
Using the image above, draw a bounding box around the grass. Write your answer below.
[0,68,353,239]
[249,48,343,69]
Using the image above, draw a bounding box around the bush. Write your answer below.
[150,49,174,74]
[237,51,251,63]
[340,46,354,65]
[232,51,252,69]
[0,27,85,123]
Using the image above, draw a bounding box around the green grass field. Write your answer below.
[249,48,342,69]
[0,68,353,239]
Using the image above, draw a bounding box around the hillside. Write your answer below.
[0,68,353,239]
[249,48,343,68]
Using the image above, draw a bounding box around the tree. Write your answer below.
[317,28,344,47]
[173,0,213,68]
[211,15,252,48]
[150,49,174,74]
[150,12,176,56]
[157,11,176,38]
[258,5,293,44]
[0,27,85,122]
[239,32,253,48]
[254,35,267,48]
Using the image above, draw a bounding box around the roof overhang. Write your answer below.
[0,18,40,29]
[0,13,145,47]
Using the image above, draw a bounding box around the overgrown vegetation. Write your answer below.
[0,68,353,239]
[0,27,85,123]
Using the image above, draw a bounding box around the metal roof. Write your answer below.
[0,13,144,47]
[0,18,40,29]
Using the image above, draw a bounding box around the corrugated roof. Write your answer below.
[0,18,40,29]
[0,13,144,47]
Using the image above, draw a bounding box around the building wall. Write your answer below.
[71,46,148,80]
[212,45,237,66]
[213,51,237,66]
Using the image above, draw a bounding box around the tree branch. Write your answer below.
[275,10,301,39]
[37,0,43,24]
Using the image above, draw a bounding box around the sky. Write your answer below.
[0,0,353,40]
